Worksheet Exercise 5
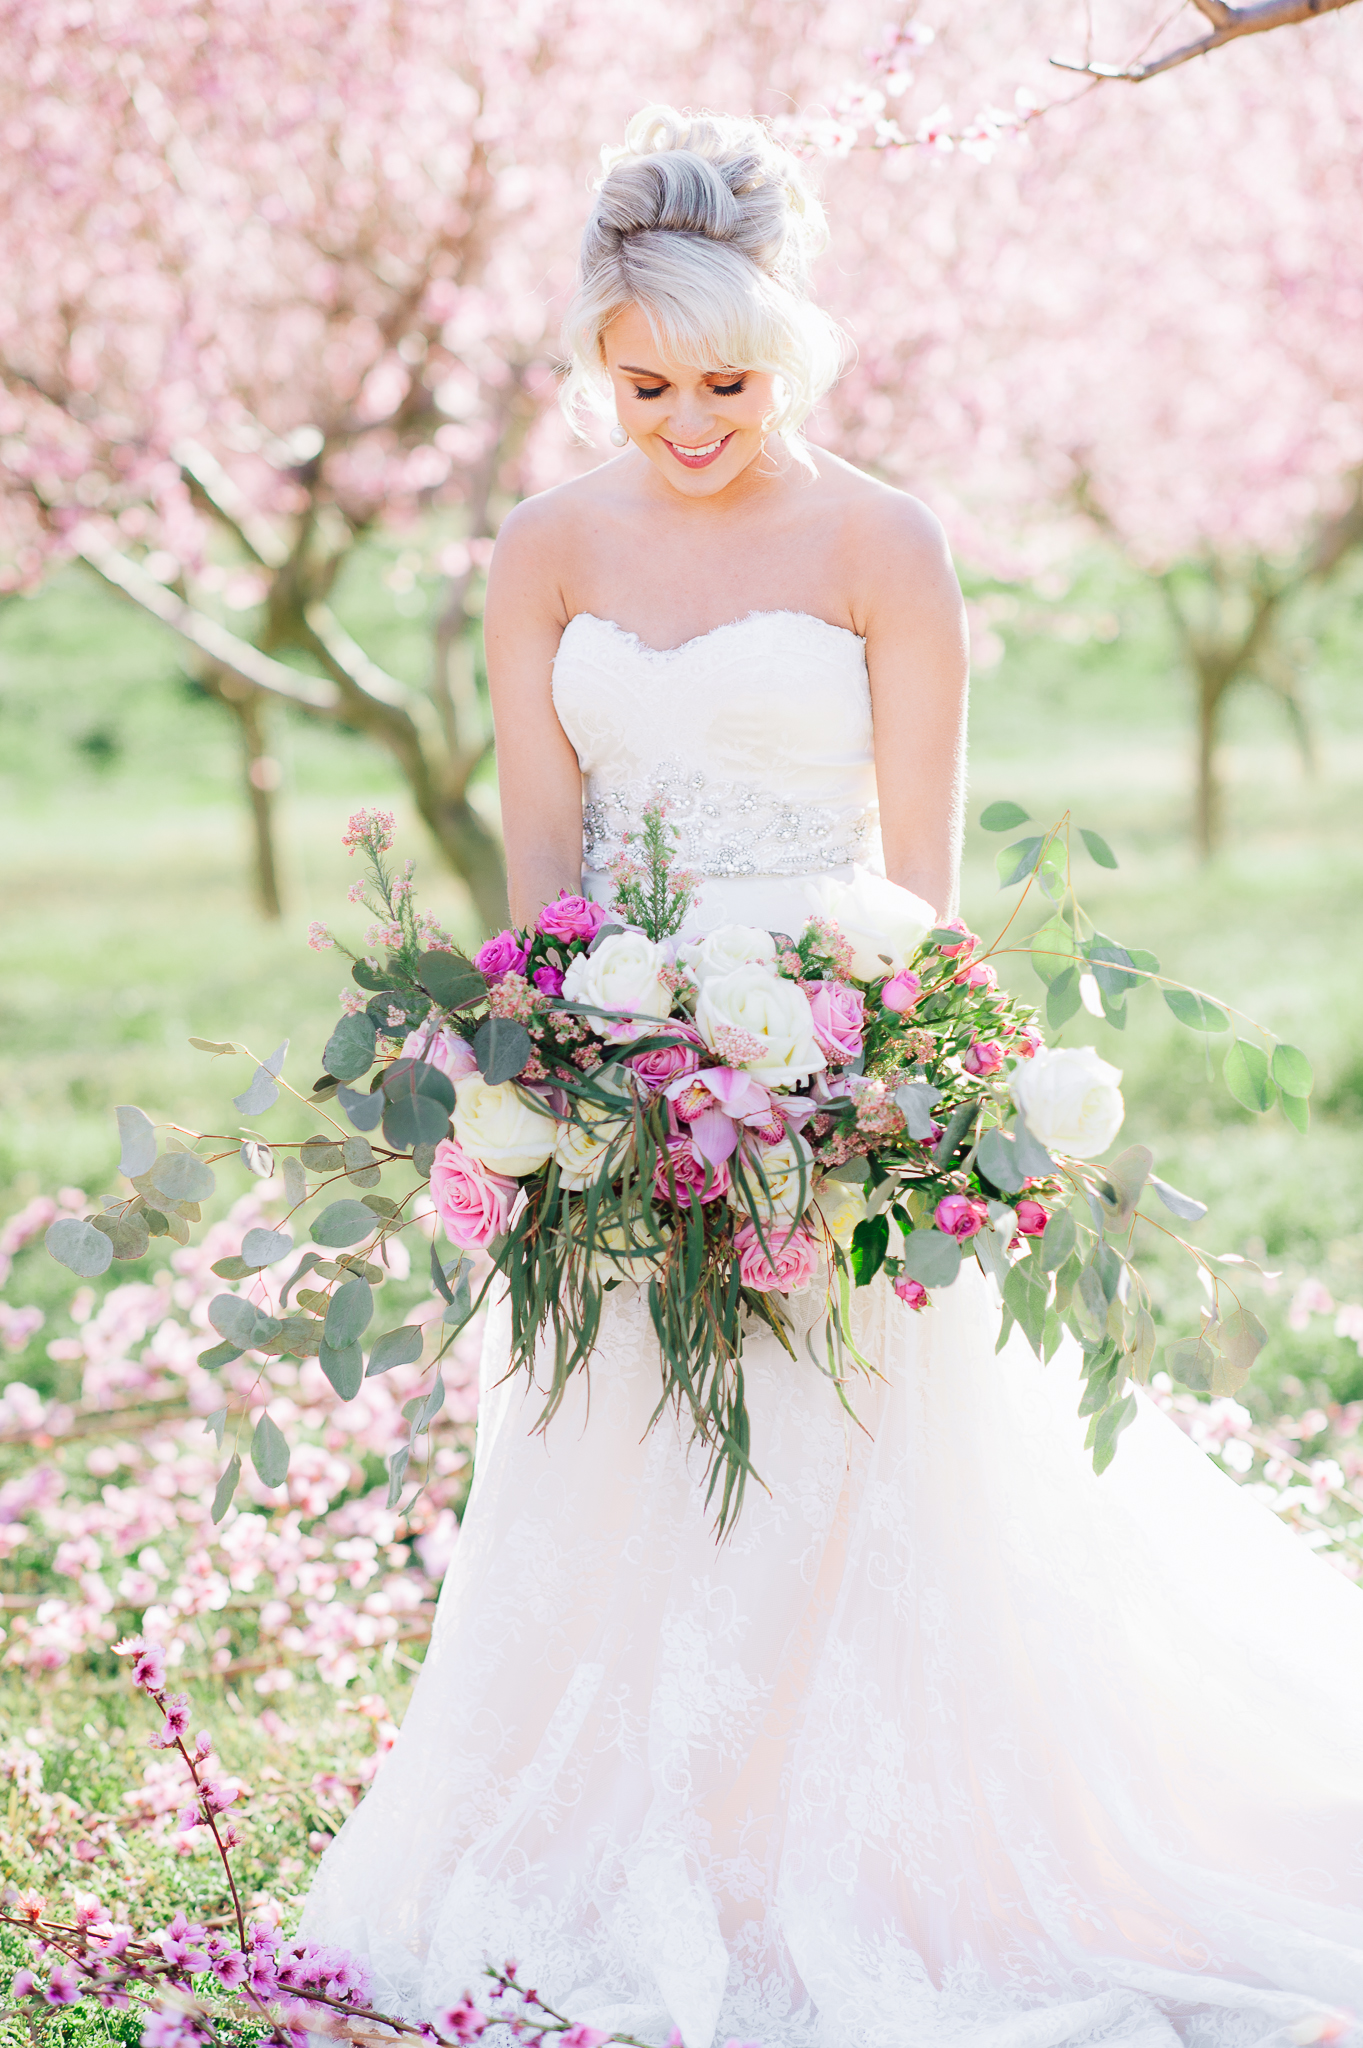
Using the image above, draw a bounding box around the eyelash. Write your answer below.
[631,378,747,401]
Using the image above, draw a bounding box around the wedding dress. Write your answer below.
[301,611,1363,2048]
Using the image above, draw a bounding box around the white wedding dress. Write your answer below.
[302,612,1363,2048]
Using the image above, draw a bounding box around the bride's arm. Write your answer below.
[484,500,587,928]
[858,496,969,920]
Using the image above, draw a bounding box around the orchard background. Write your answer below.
[3,0,1363,1974]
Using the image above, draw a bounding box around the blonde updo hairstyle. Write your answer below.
[562,105,847,461]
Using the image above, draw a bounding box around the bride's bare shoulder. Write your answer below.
[808,447,958,627]
[490,464,625,605]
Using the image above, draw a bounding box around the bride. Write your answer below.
[301,106,1363,2048]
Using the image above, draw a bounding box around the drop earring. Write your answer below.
[609,423,628,447]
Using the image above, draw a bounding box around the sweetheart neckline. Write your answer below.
[561,609,866,661]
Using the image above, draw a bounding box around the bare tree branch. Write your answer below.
[1052,0,1359,81]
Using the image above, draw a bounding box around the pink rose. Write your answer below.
[804,980,865,1064]
[627,1020,704,1091]
[881,970,922,1014]
[955,960,998,993]
[1014,1022,1044,1059]
[532,963,565,997]
[935,1194,987,1240]
[733,1220,820,1294]
[654,1133,730,1207]
[893,1276,928,1308]
[961,1038,1006,1078]
[1015,1198,1049,1236]
[936,918,978,960]
[475,929,529,981]
[429,1138,516,1248]
[401,1023,479,1084]
[537,893,609,944]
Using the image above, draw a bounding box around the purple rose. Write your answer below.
[532,963,565,997]
[961,1038,1006,1078]
[475,929,528,981]
[626,1019,704,1091]
[935,1193,987,1240]
[804,980,865,1066]
[537,893,609,944]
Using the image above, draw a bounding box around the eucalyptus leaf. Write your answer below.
[1040,1206,1078,1271]
[417,951,487,1011]
[899,1228,963,1288]
[337,1084,385,1133]
[1162,987,1228,1033]
[1149,1174,1208,1223]
[212,1256,254,1282]
[406,1371,447,1437]
[199,1339,243,1369]
[385,1445,410,1510]
[1270,1043,1313,1098]
[1046,967,1081,1029]
[250,1412,290,1488]
[1088,941,1138,998]
[1079,827,1118,869]
[152,1152,216,1202]
[894,1079,943,1141]
[233,1040,289,1116]
[1278,1088,1310,1135]
[351,958,393,992]
[977,1127,1026,1196]
[383,1087,452,1152]
[324,1275,374,1349]
[1011,1117,1055,1179]
[367,1325,425,1376]
[979,799,1031,832]
[300,1136,344,1173]
[1095,1145,1153,1227]
[45,1217,114,1278]
[412,1142,439,1178]
[1003,1257,1049,1357]
[191,1037,239,1056]
[208,1294,283,1349]
[322,1012,378,1084]
[1223,1039,1274,1114]
[1219,1306,1268,1380]
[1165,1334,1220,1391]
[473,1016,533,1085]
[92,1211,151,1262]
[280,1250,327,1307]
[241,1226,293,1270]
[343,1135,377,1171]
[211,1453,242,1525]
[311,1200,380,1248]
[115,1105,158,1178]
[933,1098,979,1170]
[1092,1391,1137,1474]
[240,1140,274,1178]
[204,1406,228,1448]
[430,1240,456,1303]
[318,1339,364,1400]
[282,1154,308,1208]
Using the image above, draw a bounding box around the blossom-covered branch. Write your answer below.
[1051,0,1361,83]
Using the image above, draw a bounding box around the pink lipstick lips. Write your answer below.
[662,433,734,470]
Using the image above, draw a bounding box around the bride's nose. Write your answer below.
[668,392,721,440]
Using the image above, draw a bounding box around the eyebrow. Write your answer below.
[617,364,740,378]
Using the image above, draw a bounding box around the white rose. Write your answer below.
[452,1073,555,1177]
[553,1099,633,1191]
[561,930,671,1035]
[695,964,825,1087]
[677,924,777,989]
[806,866,937,982]
[1010,1045,1125,1160]
[809,1176,867,1249]
[729,1133,816,1225]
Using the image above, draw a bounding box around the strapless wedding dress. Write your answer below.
[301,612,1363,2048]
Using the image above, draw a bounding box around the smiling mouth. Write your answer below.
[662,433,733,469]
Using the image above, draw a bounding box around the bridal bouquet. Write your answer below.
[46,802,1314,1531]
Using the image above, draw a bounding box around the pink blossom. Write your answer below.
[42,1968,81,2007]
[1288,1278,1334,1331]
[307,921,334,951]
[1335,1303,1363,1354]
[560,2030,611,2048]
[804,979,865,1064]
[129,1641,166,1694]
[894,1276,929,1308]
[12,1971,36,1998]
[474,930,529,981]
[536,893,608,943]
[209,1949,248,1990]
[733,1221,820,1293]
[961,1038,1005,1077]
[342,809,396,856]
[429,1139,517,1249]
[880,970,922,1014]
[401,1023,479,1084]
[935,1194,987,1240]
[654,1135,731,1208]
[1014,1198,1049,1236]
[438,2002,489,2042]
[625,1020,704,1091]
[159,1910,210,1973]
[532,963,565,997]
[161,1692,191,1739]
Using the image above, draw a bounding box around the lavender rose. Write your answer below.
[401,1023,478,1084]
[475,929,529,981]
[537,893,609,944]
[804,980,866,1065]
[626,1019,704,1091]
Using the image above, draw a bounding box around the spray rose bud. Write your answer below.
[935,918,978,959]
[961,1038,1006,1078]
[880,970,921,1014]
[1014,1198,1049,1236]
[935,1194,987,1240]
[1014,1022,1044,1059]
[956,960,998,992]
[893,1276,928,1308]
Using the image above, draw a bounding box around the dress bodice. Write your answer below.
[551,610,881,937]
